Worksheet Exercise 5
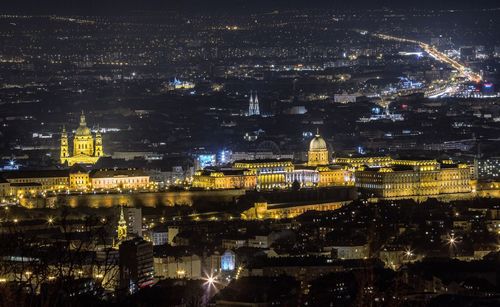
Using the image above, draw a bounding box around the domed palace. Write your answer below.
[60,112,104,166]
[308,131,330,166]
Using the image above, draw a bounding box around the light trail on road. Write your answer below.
[373,33,482,83]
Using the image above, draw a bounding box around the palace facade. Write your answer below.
[60,112,104,166]
[192,133,354,190]
[354,159,472,198]
[192,169,257,190]
[0,168,151,199]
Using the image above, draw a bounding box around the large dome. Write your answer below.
[309,134,327,151]
[75,112,92,136]
[75,126,91,136]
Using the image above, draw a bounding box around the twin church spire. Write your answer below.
[248,91,260,116]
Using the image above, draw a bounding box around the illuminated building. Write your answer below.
[123,207,142,238]
[248,91,260,116]
[333,156,393,168]
[89,169,150,190]
[285,166,319,187]
[196,154,217,170]
[69,165,90,190]
[8,183,43,198]
[477,157,500,180]
[0,170,69,197]
[221,250,236,271]
[60,112,104,166]
[286,165,353,188]
[331,243,370,260]
[192,168,257,189]
[195,132,352,190]
[0,177,9,197]
[117,206,128,242]
[307,131,329,166]
[355,159,472,198]
[1,168,151,196]
[166,78,195,90]
[316,165,354,187]
[1,158,20,171]
[151,229,168,246]
[357,107,404,122]
[241,200,347,220]
[233,159,294,190]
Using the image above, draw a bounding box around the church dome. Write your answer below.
[309,134,327,151]
[75,112,92,136]
[75,126,91,136]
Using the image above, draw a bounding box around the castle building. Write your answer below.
[192,132,353,190]
[248,91,260,116]
[192,168,257,189]
[60,112,104,166]
[242,201,347,220]
[355,159,472,198]
[233,159,294,189]
[308,131,330,166]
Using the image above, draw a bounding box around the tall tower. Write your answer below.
[248,91,260,116]
[95,126,104,157]
[248,91,255,116]
[253,91,260,116]
[60,125,69,164]
[117,205,128,243]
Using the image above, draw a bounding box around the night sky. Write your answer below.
[1,0,498,14]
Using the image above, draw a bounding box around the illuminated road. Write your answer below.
[426,84,460,99]
[373,33,482,83]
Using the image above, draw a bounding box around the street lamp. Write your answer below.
[446,234,459,258]
[203,273,218,288]
[404,247,414,259]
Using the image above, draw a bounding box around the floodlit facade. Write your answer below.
[0,170,69,197]
[307,132,329,166]
[192,168,257,189]
[193,133,353,190]
[355,159,472,198]
[242,201,347,220]
[334,156,394,168]
[233,159,294,189]
[69,165,91,190]
[60,112,104,166]
[90,169,150,190]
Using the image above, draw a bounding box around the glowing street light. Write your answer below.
[447,234,458,246]
[204,275,215,286]
[446,234,460,258]
[203,273,219,288]
[404,248,414,259]
[202,272,220,305]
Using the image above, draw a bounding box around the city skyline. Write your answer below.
[0,3,499,307]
